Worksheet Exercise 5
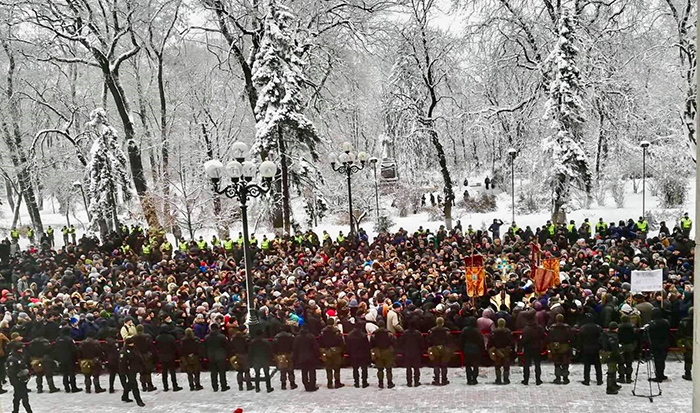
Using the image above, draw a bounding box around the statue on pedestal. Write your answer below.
[379,134,398,182]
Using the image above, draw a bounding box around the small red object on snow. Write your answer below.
[234,409,243,413]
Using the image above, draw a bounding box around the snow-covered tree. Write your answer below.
[85,108,131,235]
[543,7,591,224]
[252,0,319,233]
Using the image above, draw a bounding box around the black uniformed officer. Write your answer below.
[133,324,157,391]
[204,323,230,392]
[180,328,204,391]
[427,317,452,386]
[272,325,297,390]
[370,321,396,389]
[156,325,182,392]
[602,322,622,395]
[617,315,637,384]
[547,314,572,384]
[679,307,693,381]
[294,324,320,391]
[7,342,32,413]
[54,327,81,393]
[578,314,603,386]
[79,331,106,393]
[119,337,145,406]
[319,318,345,389]
[27,336,59,393]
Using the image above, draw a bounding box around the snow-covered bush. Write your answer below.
[463,192,497,213]
[374,215,395,234]
[611,179,625,208]
[654,174,687,207]
[393,183,423,217]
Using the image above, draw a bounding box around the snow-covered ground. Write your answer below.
[0,361,690,413]
[1,177,696,249]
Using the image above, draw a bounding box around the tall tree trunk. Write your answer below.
[157,58,173,233]
[1,40,43,233]
[552,174,568,225]
[100,60,160,228]
[4,177,14,211]
[11,190,22,229]
[428,127,453,230]
[201,123,224,235]
[278,126,291,234]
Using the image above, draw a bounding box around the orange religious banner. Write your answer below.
[542,258,560,287]
[465,267,486,297]
[532,267,557,295]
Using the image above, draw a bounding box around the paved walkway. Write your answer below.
[0,360,691,413]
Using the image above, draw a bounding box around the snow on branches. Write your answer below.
[85,108,131,230]
[251,0,318,159]
[543,7,591,221]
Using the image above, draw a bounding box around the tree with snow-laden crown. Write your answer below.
[543,7,591,224]
[85,108,131,236]
[251,0,319,234]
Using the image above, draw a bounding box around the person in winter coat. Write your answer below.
[98,327,121,394]
[229,326,252,391]
[346,323,372,388]
[521,312,545,385]
[647,308,670,382]
[365,310,379,334]
[679,307,693,380]
[272,325,297,390]
[192,314,208,340]
[27,336,59,393]
[617,315,637,384]
[294,324,320,391]
[578,314,603,385]
[54,327,81,393]
[120,318,137,341]
[204,323,230,392]
[547,297,565,326]
[179,328,203,391]
[79,331,106,393]
[133,324,157,392]
[548,314,573,384]
[118,337,145,406]
[398,320,425,387]
[427,317,452,386]
[459,316,484,385]
[489,219,504,240]
[602,322,622,395]
[488,318,513,385]
[477,308,495,334]
[7,343,31,413]
[319,318,345,389]
[371,321,397,389]
[387,303,404,334]
[155,325,182,392]
[249,329,274,393]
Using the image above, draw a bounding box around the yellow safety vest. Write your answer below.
[179,241,188,252]
[566,224,575,232]
[223,240,234,250]
[160,242,172,252]
[10,230,18,239]
[547,225,555,235]
[211,238,221,247]
[142,244,151,255]
[596,222,607,233]
[638,221,648,232]
[337,235,345,243]
[47,227,54,236]
[121,245,131,254]
[261,239,270,250]
[681,217,692,229]
[197,240,207,250]
[250,237,258,246]
[69,227,76,234]
[236,237,244,246]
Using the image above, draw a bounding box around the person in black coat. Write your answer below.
[398,321,425,387]
[427,317,452,386]
[249,329,274,393]
[578,314,603,385]
[346,323,371,388]
[647,308,670,382]
[459,316,484,385]
[98,327,121,393]
[133,324,157,392]
[319,318,345,389]
[617,315,637,384]
[293,324,319,392]
[119,337,145,406]
[6,343,31,413]
[228,326,251,391]
[548,314,573,384]
[204,323,230,392]
[180,328,203,391]
[54,327,81,393]
[272,325,297,390]
[79,332,106,393]
[370,321,397,389]
[27,336,59,393]
[521,313,545,385]
[156,325,182,392]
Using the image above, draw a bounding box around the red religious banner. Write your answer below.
[465,266,486,297]
[464,255,484,268]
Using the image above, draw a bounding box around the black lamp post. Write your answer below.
[369,157,380,220]
[640,140,650,219]
[508,148,517,223]
[204,141,277,327]
[329,142,368,235]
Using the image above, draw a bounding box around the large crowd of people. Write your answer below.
[0,212,695,411]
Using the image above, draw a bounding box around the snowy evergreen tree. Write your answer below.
[251,0,319,233]
[85,108,131,234]
[543,7,591,224]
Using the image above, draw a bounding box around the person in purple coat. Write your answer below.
[192,315,208,339]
